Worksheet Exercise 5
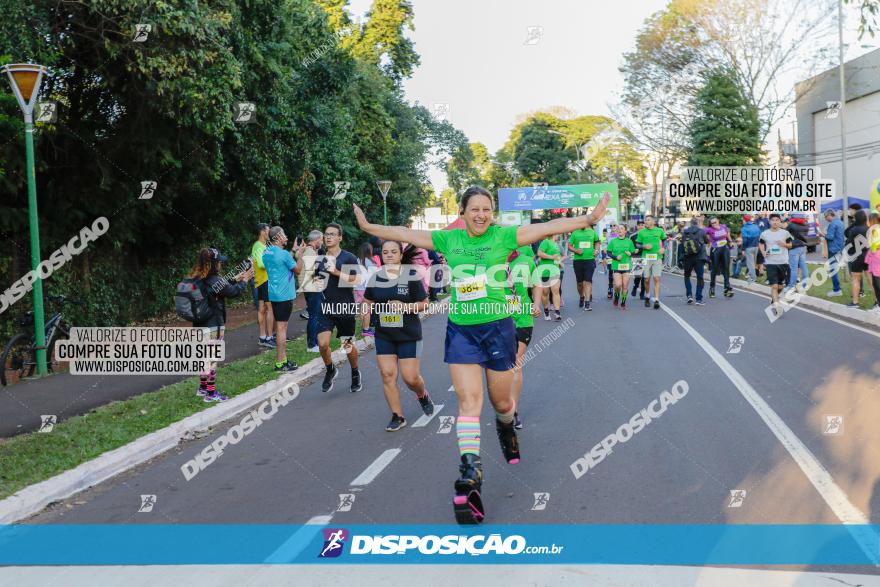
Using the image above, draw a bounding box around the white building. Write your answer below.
[795,48,880,211]
[409,207,458,230]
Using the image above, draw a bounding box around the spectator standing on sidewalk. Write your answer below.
[297,230,324,352]
[740,215,760,283]
[251,223,276,348]
[844,210,870,308]
[263,226,303,372]
[867,211,880,314]
[818,210,845,297]
[191,248,253,402]
[786,216,809,290]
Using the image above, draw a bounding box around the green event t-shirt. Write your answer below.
[569,228,600,260]
[431,224,519,325]
[636,227,667,261]
[251,240,268,286]
[508,245,537,329]
[536,238,561,280]
[607,236,636,271]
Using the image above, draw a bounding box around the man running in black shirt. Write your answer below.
[316,223,362,393]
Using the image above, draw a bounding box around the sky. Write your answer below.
[347,0,879,195]
[348,0,668,192]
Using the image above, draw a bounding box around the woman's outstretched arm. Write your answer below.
[516,192,611,246]
[353,204,435,251]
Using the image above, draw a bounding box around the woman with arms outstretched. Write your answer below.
[353,186,609,523]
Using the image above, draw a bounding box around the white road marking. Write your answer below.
[448,385,455,392]
[412,404,444,428]
[733,286,880,339]
[263,515,333,563]
[350,448,402,486]
[661,303,879,564]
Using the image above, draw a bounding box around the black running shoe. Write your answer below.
[687,297,694,305]
[584,301,592,312]
[514,411,523,429]
[578,297,585,308]
[350,368,363,393]
[709,288,716,298]
[644,298,651,308]
[607,288,613,299]
[385,413,407,432]
[418,393,435,416]
[455,453,483,494]
[653,300,660,309]
[496,419,520,464]
[322,364,338,393]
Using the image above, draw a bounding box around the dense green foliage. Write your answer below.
[0,0,466,332]
[687,70,762,167]
[687,69,762,231]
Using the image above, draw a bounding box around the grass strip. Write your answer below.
[0,330,351,500]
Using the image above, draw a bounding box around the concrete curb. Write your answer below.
[727,276,880,328]
[0,298,450,524]
[664,267,879,328]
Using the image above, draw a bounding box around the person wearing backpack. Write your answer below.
[185,248,253,402]
[681,218,710,305]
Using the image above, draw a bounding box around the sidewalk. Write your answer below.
[0,298,307,438]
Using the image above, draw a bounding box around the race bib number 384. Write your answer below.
[455,275,488,301]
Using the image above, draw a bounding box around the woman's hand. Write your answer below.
[353,204,369,230]
[235,267,254,282]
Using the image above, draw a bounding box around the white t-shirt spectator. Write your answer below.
[759,229,793,265]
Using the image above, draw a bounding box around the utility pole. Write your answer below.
[837,0,849,225]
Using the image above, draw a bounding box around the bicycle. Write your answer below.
[1,295,82,386]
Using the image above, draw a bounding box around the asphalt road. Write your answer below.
[22,265,880,576]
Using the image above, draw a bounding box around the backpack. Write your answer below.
[682,230,702,257]
[175,278,216,323]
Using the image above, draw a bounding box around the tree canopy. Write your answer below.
[0,0,466,329]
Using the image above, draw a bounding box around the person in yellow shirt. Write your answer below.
[251,223,275,347]
[868,211,880,314]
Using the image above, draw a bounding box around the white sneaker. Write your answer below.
[307,345,319,353]
[826,290,843,297]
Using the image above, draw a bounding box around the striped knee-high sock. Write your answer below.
[456,416,481,457]
[206,369,216,394]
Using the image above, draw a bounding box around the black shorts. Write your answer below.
[271,299,293,322]
[613,269,631,275]
[317,314,356,338]
[572,260,596,283]
[515,326,533,347]
[765,264,790,286]
[375,337,422,359]
[848,257,868,273]
[257,281,269,302]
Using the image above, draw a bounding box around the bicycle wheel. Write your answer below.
[1,333,34,386]
[46,323,70,373]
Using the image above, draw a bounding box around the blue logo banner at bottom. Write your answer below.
[2,524,879,565]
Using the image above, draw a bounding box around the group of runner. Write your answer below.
[353,186,612,522]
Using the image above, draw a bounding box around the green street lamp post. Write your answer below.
[2,63,49,375]
[377,180,392,225]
